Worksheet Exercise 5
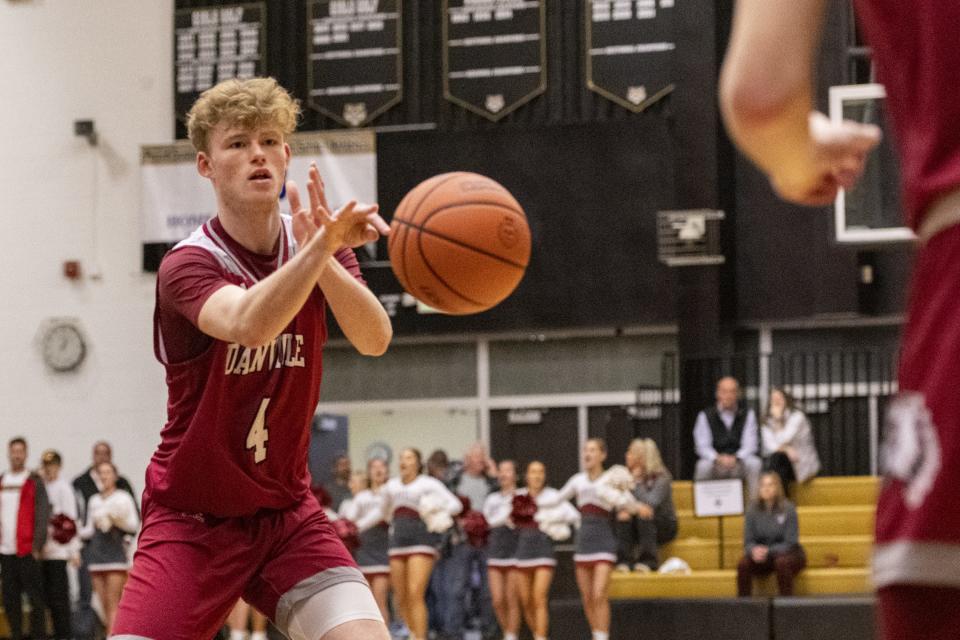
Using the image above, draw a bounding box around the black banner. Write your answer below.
[174,3,266,124]
[306,0,403,127]
[585,0,675,112]
[443,0,546,121]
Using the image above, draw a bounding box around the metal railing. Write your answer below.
[634,351,897,478]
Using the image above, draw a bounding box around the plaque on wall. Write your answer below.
[585,0,675,112]
[307,0,403,128]
[174,3,266,124]
[443,0,546,122]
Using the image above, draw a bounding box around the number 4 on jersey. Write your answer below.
[247,398,270,463]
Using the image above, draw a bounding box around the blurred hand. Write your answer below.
[771,111,882,206]
[616,509,632,522]
[287,162,388,251]
[717,454,738,470]
[751,545,769,563]
[635,503,655,520]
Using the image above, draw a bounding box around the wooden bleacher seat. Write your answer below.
[612,476,879,599]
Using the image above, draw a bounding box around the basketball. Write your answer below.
[388,172,531,315]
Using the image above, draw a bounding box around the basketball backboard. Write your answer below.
[830,83,913,244]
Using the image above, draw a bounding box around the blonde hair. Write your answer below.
[186,77,301,153]
[627,438,668,476]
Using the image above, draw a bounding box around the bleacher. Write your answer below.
[610,476,878,599]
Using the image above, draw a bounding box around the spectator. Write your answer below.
[426,449,452,487]
[737,471,806,596]
[424,448,452,637]
[442,443,498,639]
[762,388,821,489]
[324,453,353,512]
[40,449,81,640]
[616,438,677,572]
[694,376,762,499]
[0,437,50,640]
[78,461,140,635]
[72,441,138,520]
[450,442,499,510]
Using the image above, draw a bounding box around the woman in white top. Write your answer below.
[339,457,391,625]
[555,439,616,640]
[762,388,821,488]
[512,460,579,640]
[384,448,461,640]
[483,459,520,640]
[78,461,140,636]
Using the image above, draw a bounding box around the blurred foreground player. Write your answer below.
[112,77,392,639]
[720,2,960,638]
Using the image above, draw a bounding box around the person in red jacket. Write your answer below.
[0,437,51,640]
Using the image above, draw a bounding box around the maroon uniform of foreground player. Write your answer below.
[112,78,392,640]
[721,2,960,639]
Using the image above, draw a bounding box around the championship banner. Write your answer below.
[442,0,546,121]
[585,0,675,112]
[141,130,377,251]
[174,3,267,124]
[306,0,403,127]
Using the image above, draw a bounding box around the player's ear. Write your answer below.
[283,141,291,167]
[197,151,213,179]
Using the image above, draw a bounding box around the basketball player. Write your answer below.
[720,3,960,638]
[111,77,393,640]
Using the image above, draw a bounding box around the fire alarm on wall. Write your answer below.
[63,260,81,280]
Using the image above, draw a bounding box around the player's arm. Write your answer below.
[719,0,880,205]
[319,254,392,357]
[303,162,392,356]
[197,235,336,348]
[198,189,380,348]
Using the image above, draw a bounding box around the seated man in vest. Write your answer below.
[693,376,762,499]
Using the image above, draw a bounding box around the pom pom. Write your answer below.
[419,493,455,533]
[311,484,332,508]
[50,513,77,544]
[511,493,537,526]
[461,511,489,547]
[333,518,360,553]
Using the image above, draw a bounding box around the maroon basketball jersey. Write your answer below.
[149,215,364,517]
[854,1,960,228]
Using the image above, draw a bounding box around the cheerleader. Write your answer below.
[512,460,579,640]
[78,461,140,636]
[554,439,622,640]
[483,460,521,640]
[384,448,462,640]
[339,458,391,624]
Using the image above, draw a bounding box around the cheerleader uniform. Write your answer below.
[339,488,390,577]
[555,473,618,566]
[513,488,579,571]
[483,489,518,571]
[384,475,461,559]
[79,490,140,573]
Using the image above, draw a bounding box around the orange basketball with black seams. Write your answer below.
[388,172,531,315]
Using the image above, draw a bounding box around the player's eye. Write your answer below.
[230,140,246,149]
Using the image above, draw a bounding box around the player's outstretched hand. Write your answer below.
[287,162,389,250]
[771,111,882,207]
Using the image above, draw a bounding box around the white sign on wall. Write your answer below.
[141,129,377,244]
[693,478,745,518]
